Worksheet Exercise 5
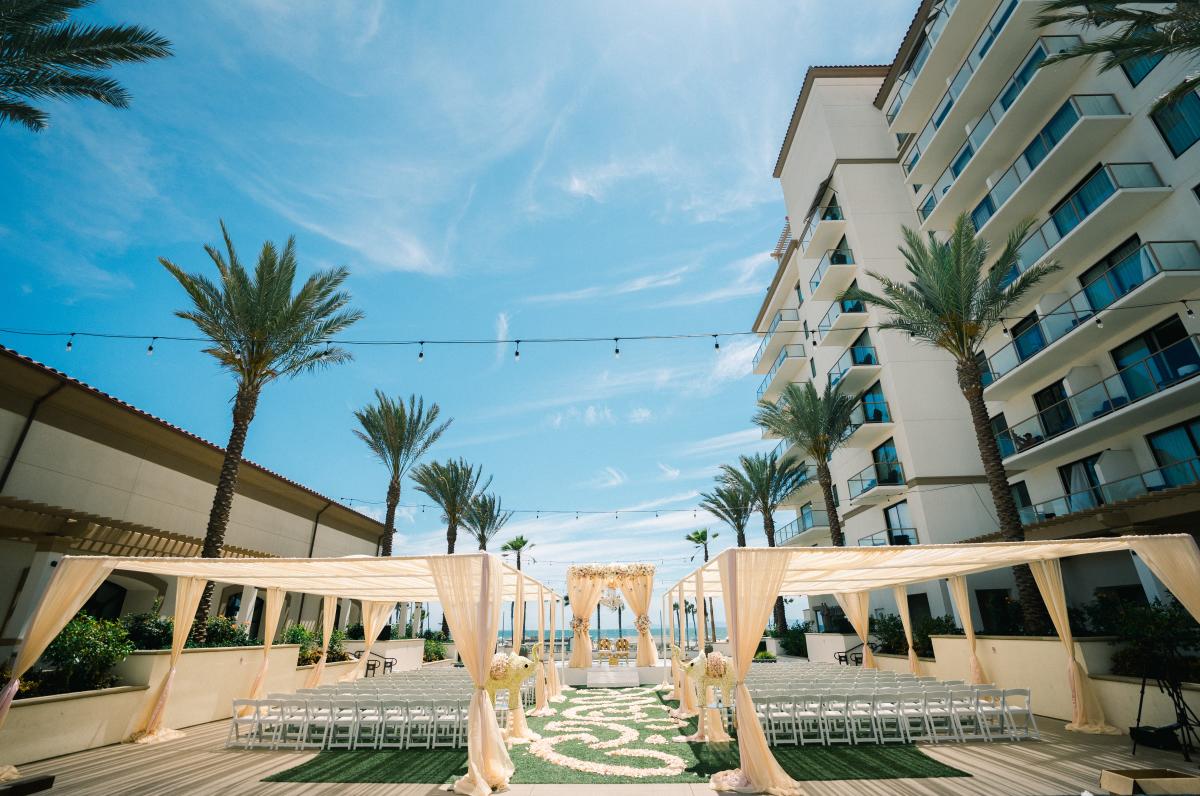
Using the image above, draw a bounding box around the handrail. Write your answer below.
[798,203,845,253]
[756,344,806,401]
[886,0,960,124]
[752,308,801,369]
[828,343,878,388]
[1021,456,1200,524]
[808,247,855,294]
[818,297,866,337]
[857,527,918,546]
[848,461,906,500]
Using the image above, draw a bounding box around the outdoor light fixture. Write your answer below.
[1095,316,1104,329]
[418,341,425,362]
[1185,301,1195,318]
[614,338,620,358]
[1001,325,1010,338]
[146,337,156,356]
[514,340,521,361]
[66,333,74,352]
[713,334,720,351]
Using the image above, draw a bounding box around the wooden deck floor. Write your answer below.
[16,717,1198,795]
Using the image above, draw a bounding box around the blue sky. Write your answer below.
[0,1,914,620]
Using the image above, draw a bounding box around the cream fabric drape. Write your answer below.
[657,595,672,689]
[305,595,339,688]
[618,569,659,667]
[687,572,731,743]
[948,576,987,685]
[505,575,539,744]
[530,587,554,716]
[342,600,393,682]
[246,588,285,700]
[129,576,206,742]
[892,586,920,675]
[834,591,876,669]
[711,550,803,796]
[671,590,699,719]
[430,555,513,796]
[547,597,564,699]
[1130,537,1200,621]
[669,587,682,701]
[567,574,605,668]
[1029,559,1117,734]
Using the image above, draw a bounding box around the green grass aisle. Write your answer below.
[265,687,969,785]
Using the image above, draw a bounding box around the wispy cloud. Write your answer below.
[656,251,773,307]
[587,466,628,489]
[681,428,770,459]
[564,148,679,202]
[494,312,510,364]
[628,407,653,424]
[524,266,688,305]
[658,462,681,480]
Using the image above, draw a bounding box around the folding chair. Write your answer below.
[354,698,383,749]
[897,690,931,742]
[407,700,435,749]
[873,689,906,744]
[975,687,1006,741]
[923,690,961,743]
[326,699,359,749]
[949,687,986,741]
[1002,689,1039,740]
[377,699,408,749]
[227,699,263,749]
[820,693,852,745]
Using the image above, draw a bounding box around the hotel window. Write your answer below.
[884,501,914,544]
[1050,165,1115,237]
[1110,316,1200,399]
[1120,26,1165,87]
[1057,453,1103,513]
[1078,235,1142,311]
[1033,379,1075,438]
[872,439,903,486]
[991,412,1013,457]
[861,382,890,423]
[1011,312,1045,362]
[1010,481,1032,517]
[1147,416,1200,487]
[794,280,804,306]
[1151,91,1200,158]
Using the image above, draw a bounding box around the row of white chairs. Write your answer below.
[228,696,472,750]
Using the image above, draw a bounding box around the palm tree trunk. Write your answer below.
[381,477,399,557]
[736,528,746,547]
[763,509,788,633]
[817,462,845,547]
[191,387,258,643]
[441,521,456,637]
[956,358,1049,633]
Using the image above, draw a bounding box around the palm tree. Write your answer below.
[753,381,860,547]
[160,222,362,640]
[1036,2,1200,112]
[353,392,451,557]
[719,451,810,632]
[1,0,172,131]
[685,528,719,641]
[840,212,1059,630]
[699,483,752,547]
[464,493,512,550]
[412,459,491,555]
[500,534,533,651]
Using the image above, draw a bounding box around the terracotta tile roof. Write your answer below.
[0,344,383,531]
[873,0,936,109]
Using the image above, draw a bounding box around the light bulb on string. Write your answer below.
[146,337,156,356]
[1185,301,1195,318]
[713,334,720,351]
[1095,315,1104,329]
[1001,325,1010,339]
[66,333,74,352]
[418,341,425,362]
[514,340,521,361]
[613,338,620,359]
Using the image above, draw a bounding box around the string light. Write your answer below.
[146,337,156,356]
[66,333,74,352]
[418,341,424,362]
[514,340,521,361]
[1185,301,1195,318]
[712,334,720,351]
[1001,325,1009,338]
[613,338,620,359]
[1095,315,1104,329]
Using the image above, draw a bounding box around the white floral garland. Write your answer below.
[567,562,655,582]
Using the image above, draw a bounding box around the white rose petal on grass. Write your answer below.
[645,734,668,745]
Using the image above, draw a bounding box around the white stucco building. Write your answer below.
[0,345,387,659]
[757,0,1196,630]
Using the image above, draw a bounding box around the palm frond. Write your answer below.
[411,458,492,530]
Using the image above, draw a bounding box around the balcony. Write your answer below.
[828,343,881,394]
[817,297,866,347]
[756,343,808,403]
[780,462,823,508]
[858,527,919,546]
[761,244,803,322]
[984,241,1200,401]
[903,0,1042,184]
[752,308,803,374]
[916,45,1097,230]
[1021,456,1200,525]
[844,396,894,449]
[778,508,831,547]
[808,246,856,301]
[848,461,906,504]
[997,335,1200,469]
[798,204,847,259]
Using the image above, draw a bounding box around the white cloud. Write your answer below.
[657,251,773,307]
[495,312,510,364]
[682,428,770,459]
[564,148,679,202]
[628,407,653,424]
[708,336,758,386]
[583,405,615,426]
[524,266,688,305]
[587,466,628,489]
[658,462,681,480]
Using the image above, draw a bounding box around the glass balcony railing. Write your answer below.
[798,204,845,252]
[886,0,960,124]
[858,527,919,546]
[818,297,866,337]
[996,335,1200,458]
[973,97,1128,233]
[752,308,801,370]
[828,344,878,388]
[777,508,832,544]
[1021,457,1200,525]
[996,160,1166,289]
[848,461,906,500]
[916,39,1083,222]
[808,247,855,294]
[756,343,806,401]
[986,242,1200,383]
[848,393,892,432]
[903,0,1019,174]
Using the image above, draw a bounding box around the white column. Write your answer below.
[159,576,179,616]
[397,603,409,636]
[235,585,258,625]
[337,598,351,631]
[0,548,66,642]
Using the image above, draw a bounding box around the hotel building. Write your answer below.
[756,0,1198,629]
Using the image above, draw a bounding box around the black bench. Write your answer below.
[0,775,54,795]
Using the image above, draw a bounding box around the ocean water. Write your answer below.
[497,627,725,641]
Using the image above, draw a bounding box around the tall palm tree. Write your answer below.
[1036,2,1200,112]
[841,212,1059,630]
[719,451,810,632]
[353,392,451,557]
[753,381,860,547]
[0,0,172,131]
[501,535,534,649]
[161,222,362,640]
[700,483,752,547]
[464,493,512,550]
[685,528,719,641]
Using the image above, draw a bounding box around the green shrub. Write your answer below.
[1091,597,1200,681]
[345,622,365,640]
[327,628,351,662]
[777,620,811,657]
[191,615,252,648]
[753,650,776,661]
[121,604,173,650]
[423,637,447,662]
[912,614,961,658]
[34,613,134,696]
[870,613,907,655]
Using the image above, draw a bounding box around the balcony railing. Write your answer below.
[818,297,866,337]
[916,40,1084,222]
[849,393,892,430]
[903,0,1019,175]
[777,508,831,545]
[828,343,878,388]
[752,308,802,370]
[996,161,1166,288]
[1021,456,1200,524]
[858,527,919,546]
[756,344,806,401]
[997,335,1200,458]
[808,247,855,295]
[798,204,845,253]
[987,242,1200,383]
[886,0,960,124]
[848,461,906,500]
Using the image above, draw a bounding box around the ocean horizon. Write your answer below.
[497,627,726,640]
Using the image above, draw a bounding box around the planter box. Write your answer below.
[760,637,780,657]
[1101,768,1200,795]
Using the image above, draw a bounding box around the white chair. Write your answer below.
[302,699,334,749]
[975,687,1006,741]
[407,700,435,749]
[848,692,877,744]
[326,699,359,749]
[277,698,313,750]
[766,693,797,746]
[872,689,905,744]
[228,699,265,749]
[1002,689,1039,740]
[795,692,824,746]
[432,701,462,749]
[923,690,960,743]
[948,687,985,741]
[897,690,930,742]
[820,693,851,745]
[377,699,408,749]
[354,698,383,749]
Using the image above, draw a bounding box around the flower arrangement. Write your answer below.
[489,652,511,681]
[570,616,589,635]
[634,614,652,634]
[703,651,727,680]
[566,563,655,583]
